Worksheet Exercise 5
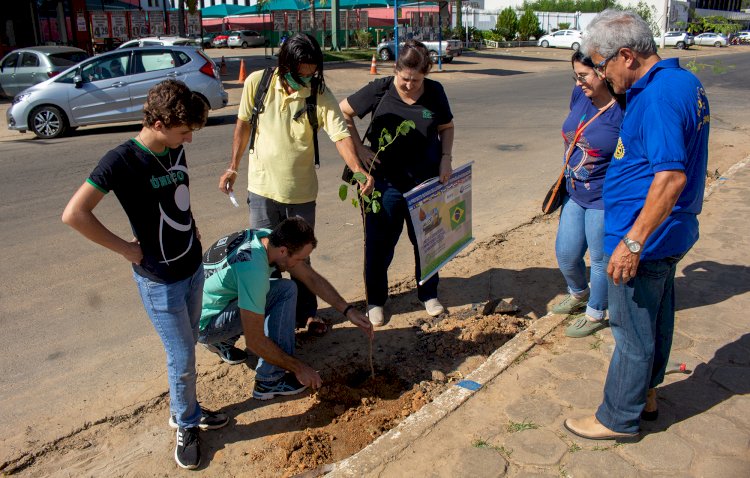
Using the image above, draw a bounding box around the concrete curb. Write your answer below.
[327,311,568,477]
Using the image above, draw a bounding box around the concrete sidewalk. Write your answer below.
[329,158,750,477]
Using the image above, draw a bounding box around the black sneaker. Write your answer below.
[253,374,308,400]
[202,337,247,365]
[169,408,229,431]
[175,426,201,470]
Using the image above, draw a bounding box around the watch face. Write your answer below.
[624,238,641,253]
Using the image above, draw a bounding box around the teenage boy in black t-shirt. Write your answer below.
[62,80,227,470]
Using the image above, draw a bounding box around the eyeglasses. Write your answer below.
[593,50,620,79]
[572,72,592,83]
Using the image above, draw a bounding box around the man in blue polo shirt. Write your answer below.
[564,10,710,440]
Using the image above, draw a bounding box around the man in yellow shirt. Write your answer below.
[218,33,372,350]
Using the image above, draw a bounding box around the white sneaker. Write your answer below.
[367,305,385,326]
[424,298,445,317]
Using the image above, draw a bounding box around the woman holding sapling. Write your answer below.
[340,40,455,327]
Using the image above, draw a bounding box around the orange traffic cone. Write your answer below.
[238,59,247,83]
[220,56,227,76]
[369,54,378,75]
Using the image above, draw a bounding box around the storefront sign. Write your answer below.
[111,13,127,40]
[130,11,147,37]
[149,11,165,36]
[90,12,109,39]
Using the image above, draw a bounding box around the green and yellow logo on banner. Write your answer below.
[450,201,466,230]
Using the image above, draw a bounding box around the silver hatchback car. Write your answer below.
[7,46,228,139]
[0,46,89,97]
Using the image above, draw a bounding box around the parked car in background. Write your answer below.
[377,39,458,63]
[0,46,89,97]
[655,31,694,49]
[201,32,221,48]
[694,32,727,47]
[118,36,199,49]
[227,30,268,48]
[537,30,583,50]
[6,46,227,139]
[738,31,750,41]
[212,33,230,47]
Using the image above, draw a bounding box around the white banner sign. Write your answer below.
[90,13,109,39]
[149,11,165,36]
[111,13,128,40]
[130,11,147,37]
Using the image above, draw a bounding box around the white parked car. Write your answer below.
[118,36,199,49]
[7,46,227,139]
[694,33,727,47]
[227,30,267,48]
[537,30,583,50]
[655,31,694,49]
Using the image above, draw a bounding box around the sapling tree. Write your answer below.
[338,119,416,378]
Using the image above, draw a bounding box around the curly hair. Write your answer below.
[268,217,318,256]
[142,79,208,129]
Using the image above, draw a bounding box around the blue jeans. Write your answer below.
[364,180,438,306]
[595,253,684,433]
[198,278,298,383]
[248,191,317,327]
[555,197,607,320]
[133,266,204,428]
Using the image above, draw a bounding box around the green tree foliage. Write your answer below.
[455,0,464,41]
[522,0,617,13]
[687,15,742,35]
[495,7,519,41]
[517,6,542,40]
[631,1,660,36]
[354,29,373,48]
[558,22,571,29]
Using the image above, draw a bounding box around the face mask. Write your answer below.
[284,72,313,91]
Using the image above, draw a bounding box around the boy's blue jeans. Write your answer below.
[133,266,204,429]
[595,253,684,433]
[198,278,298,383]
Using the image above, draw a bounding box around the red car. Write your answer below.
[212,33,229,47]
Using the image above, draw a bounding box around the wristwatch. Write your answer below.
[622,236,642,254]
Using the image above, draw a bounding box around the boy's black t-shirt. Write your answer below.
[88,140,202,283]
[347,76,453,193]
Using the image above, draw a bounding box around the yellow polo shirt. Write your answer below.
[238,68,350,204]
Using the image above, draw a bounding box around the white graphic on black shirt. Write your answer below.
[158,149,194,264]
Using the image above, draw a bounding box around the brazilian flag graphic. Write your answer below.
[450,201,466,230]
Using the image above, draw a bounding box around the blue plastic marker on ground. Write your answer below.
[456,380,482,391]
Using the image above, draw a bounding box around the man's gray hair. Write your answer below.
[582,9,657,59]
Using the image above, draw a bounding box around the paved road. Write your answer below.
[1,47,747,463]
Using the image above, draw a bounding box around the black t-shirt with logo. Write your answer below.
[347,76,453,193]
[88,140,202,283]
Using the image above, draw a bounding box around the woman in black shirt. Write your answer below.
[340,40,455,326]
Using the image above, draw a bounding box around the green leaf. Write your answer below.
[383,132,393,145]
[378,137,384,149]
[372,200,381,213]
[352,172,367,183]
[397,120,415,135]
[338,184,348,201]
[365,206,372,213]
[352,198,359,207]
[362,194,371,204]
[371,190,382,199]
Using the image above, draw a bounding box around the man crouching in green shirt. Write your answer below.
[199,217,373,398]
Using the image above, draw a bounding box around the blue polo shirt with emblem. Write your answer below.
[603,58,710,260]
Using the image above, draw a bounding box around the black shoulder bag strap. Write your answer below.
[247,66,275,154]
[293,77,321,168]
[363,76,394,142]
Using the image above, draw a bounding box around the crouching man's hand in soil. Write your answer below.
[293,363,322,390]
[346,308,374,339]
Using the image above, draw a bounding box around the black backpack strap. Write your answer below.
[247,67,275,153]
[293,77,321,168]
